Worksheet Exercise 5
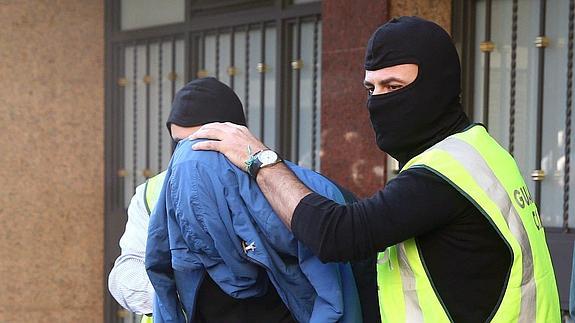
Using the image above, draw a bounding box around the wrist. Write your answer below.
[256,161,284,180]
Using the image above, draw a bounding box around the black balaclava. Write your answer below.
[365,16,470,166]
[167,77,246,135]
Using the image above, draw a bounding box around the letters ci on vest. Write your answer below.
[376,124,560,323]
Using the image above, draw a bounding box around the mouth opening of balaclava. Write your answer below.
[166,77,247,136]
[364,16,469,166]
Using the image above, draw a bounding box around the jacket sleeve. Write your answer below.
[108,183,155,315]
[145,171,186,323]
[291,168,470,262]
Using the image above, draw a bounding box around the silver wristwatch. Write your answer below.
[247,149,283,178]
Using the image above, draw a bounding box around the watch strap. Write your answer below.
[248,157,264,178]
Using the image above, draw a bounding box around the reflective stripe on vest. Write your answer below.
[377,125,560,322]
[144,171,167,215]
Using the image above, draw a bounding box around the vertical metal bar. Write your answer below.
[104,0,117,218]
[216,30,221,79]
[189,33,199,82]
[170,37,177,152]
[117,44,126,208]
[132,43,138,192]
[564,0,574,232]
[311,16,319,171]
[201,32,206,73]
[509,0,518,155]
[245,25,250,124]
[277,19,289,157]
[184,31,192,83]
[158,39,164,172]
[293,18,302,164]
[260,22,266,142]
[482,0,493,128]
[171,37,176,101]
[534,0,547,209]
[184,0,192,22]
[145,42,151,177]
[453,0,476,118]
[230,27,236,89]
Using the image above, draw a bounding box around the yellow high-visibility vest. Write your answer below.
[140,171,168,323]
[377,125,560,322]
[144,171,167,215]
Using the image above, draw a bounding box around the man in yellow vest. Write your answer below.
[189,17,561,322]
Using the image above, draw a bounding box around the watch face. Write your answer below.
[258,150,278,165]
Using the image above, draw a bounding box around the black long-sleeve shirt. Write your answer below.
[292,167,512,323]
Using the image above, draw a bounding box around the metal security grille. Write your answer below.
[453,0,575,312]
[111,14,322,211]
[192,17,322,169]
[289,17,322,170]
[196,24,281,150]
[104,1,322,322]
[119,39,186,208]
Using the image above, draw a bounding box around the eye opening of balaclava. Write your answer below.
[364,16,469,166]
[366,61,421,99]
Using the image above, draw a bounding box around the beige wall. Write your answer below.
[0,0,104,321]
[390,0,452,33]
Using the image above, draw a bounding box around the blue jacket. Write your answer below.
[145,139,362,323]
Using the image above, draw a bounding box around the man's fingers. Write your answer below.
[225,122,248,132]
[190,122,246,140]
[189,126,226,141]
[192,140,222,152]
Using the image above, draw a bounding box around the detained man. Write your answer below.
[108,77,285,321]
[145,77,368,323]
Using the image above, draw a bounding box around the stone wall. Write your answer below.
[0,0,104,321]
[390,0,452,33]
[320,0,452,198]
[320,0,389,198]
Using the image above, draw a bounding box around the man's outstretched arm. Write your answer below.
[189,122,461,264]
[189,122,311,229]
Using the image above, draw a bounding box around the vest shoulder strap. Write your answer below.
[144,171,167,215]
